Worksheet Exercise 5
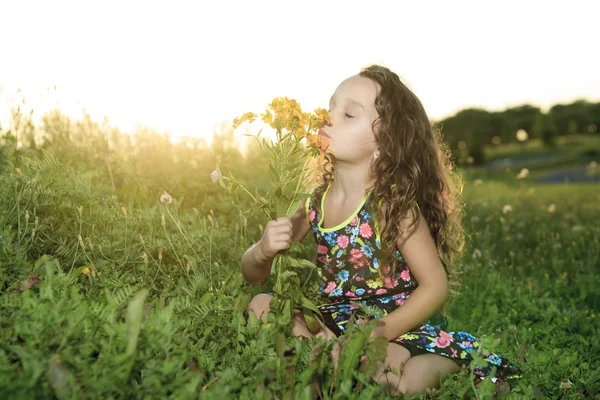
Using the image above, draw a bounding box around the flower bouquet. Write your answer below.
[212,97,330,336]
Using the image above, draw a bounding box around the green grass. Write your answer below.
[1,155,599,399]
[483,134,600,163]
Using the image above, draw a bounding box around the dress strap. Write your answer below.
[304,186,318,224]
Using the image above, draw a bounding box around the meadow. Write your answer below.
[0,114,599,399]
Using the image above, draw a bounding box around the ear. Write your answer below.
[373,150,380,159]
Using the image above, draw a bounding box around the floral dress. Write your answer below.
[305,182,521,387]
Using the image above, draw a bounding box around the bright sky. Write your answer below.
[1,0,599,144]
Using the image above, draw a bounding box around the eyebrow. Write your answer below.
[329,96,365,111]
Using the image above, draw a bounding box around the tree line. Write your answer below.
[436,99,600,165]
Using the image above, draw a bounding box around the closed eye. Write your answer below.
[345,113,354,119]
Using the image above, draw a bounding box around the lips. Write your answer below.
[318,129,330,139]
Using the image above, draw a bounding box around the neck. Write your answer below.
[329,158,374,200]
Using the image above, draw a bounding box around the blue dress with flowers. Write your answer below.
[305,182,521,387]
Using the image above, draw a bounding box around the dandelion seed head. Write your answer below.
[160,191,173,205]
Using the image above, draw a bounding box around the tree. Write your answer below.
[532,112,558,147]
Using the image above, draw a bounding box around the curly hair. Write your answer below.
[308,64,466,301]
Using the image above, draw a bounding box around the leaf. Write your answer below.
[298,347,322,386]
[126,288,149,356]
[276,202,288,219]
[286,199,302,218]
[298,295,321,314]
[48,354,74,399]
[290,259,317,270]
[199,292,213,304]
[336,330,368,383]
[302,308,322,334]
[278,270,299,281]
[360,336,388,378]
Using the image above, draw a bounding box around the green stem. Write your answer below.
[162,223,186,273]
[164,207,209,278]
[286,156,311,216]
[222,176,259,204]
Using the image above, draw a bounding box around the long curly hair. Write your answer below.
[307,64,466,300]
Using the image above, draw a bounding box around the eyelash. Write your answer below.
[328,108,354,119]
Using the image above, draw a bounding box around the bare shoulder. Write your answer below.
[395,207,430,248]
[377,201,425,246]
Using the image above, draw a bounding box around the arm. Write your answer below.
[378,209,450,340]
[241,199,312,284]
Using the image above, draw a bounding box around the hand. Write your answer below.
[370,319,387,340]
[257,217,294,260]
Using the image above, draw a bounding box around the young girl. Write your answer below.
[241,64,521,396]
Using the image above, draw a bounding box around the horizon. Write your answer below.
[1,0,599,143]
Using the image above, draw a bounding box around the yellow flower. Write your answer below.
[547,203,556,213]
[15,167,21,174]
[232,111,257,129]
[261,109,273,126]
[121,206,127,215]
[313,107,331,126]
[307,133,320,147]
[82,267,90,275]
[295,128,307,138]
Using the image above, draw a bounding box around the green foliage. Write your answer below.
[438,100,600,165]
[0,109,599,399]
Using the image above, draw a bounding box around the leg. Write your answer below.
[368,343,412,396]
[247,293,315,339]
[310,323,339,399]
[396,353,462,396]
[247,293,273,324]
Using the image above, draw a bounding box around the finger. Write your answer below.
[274,234,292,245]
[270,225,294,236]
[272,218,293,231]
[270,235,292,247]
[273,217,293,228]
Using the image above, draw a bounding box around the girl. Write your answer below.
[241,64,520,396]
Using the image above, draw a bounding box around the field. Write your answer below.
[1,129,599,399]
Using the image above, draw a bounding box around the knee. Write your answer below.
[395,364,431,396]
[247,293,273,322]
